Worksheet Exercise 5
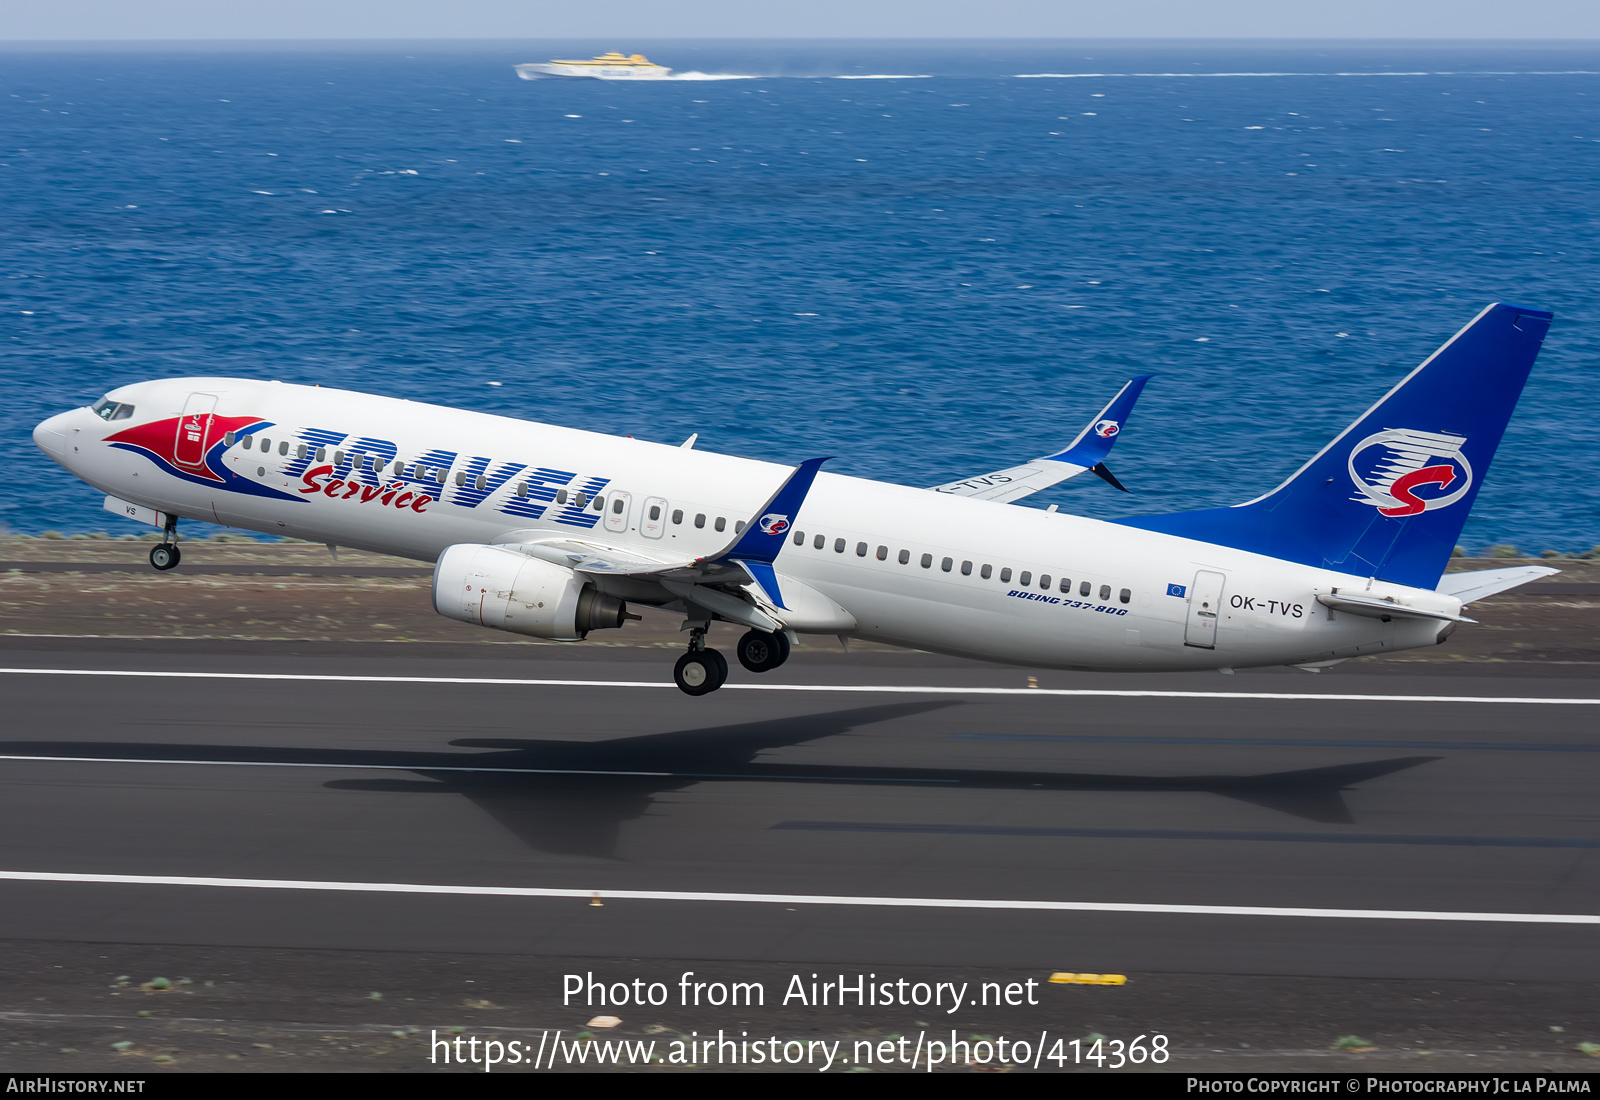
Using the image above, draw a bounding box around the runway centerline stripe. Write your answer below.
[774,821,1600,849]
[955,734,1600,752]
[0,668,1596,706]
[0,869,1591,925]
[0,755,956,785]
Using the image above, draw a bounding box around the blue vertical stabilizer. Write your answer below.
[1116,303,1554,589]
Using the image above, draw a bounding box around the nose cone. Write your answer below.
[33,411,77,463]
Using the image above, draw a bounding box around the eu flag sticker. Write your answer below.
[1166,583,1187,597]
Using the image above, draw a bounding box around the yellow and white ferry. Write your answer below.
[514,53,672,81]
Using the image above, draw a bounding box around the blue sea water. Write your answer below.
[3,40,1598,552]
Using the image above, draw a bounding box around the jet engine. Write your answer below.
[432,543,634,641]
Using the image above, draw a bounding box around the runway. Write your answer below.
[0,645,1595,984]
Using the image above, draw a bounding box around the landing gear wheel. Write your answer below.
[736,629,791,673]
[674,650,726,696]
[149,544,181,571]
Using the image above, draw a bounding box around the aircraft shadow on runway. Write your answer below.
[0,702,1439,859]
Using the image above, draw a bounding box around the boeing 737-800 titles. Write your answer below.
[33,303,1558,694]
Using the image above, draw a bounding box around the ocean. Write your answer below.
[3,40,1597,552]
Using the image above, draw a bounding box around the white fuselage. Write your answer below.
[34,378,1454,672]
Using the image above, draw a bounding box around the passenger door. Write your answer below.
[604,490,633,534]
[173,393,218,473]
[640,496,668,539]
[1184,570,1227,649]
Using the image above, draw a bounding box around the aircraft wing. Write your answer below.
[498,457,832,630]
[930,375,1152,502]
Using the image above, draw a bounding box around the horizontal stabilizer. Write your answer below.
[1435,565,1560,603]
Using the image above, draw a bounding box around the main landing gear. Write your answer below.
[674,627,728,696]
[148,516,181,572]
[736,628,791,674]
[672,628,793,696]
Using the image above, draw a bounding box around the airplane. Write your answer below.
[33,302,1558,696]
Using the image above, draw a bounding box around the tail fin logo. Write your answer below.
[758,513,790,536]
[1347,429,1473,518]
[1093,420,1121,439]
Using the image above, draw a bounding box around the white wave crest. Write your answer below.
[834,74,932,80]
[669,71,760,81]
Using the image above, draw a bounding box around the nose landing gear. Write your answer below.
[673,626,728,696]
[148,516,181,571]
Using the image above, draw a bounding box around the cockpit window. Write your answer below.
[91,398,135,422]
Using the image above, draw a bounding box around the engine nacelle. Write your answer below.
[432,543,632,641]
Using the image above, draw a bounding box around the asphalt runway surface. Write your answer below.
[0,642,1595,988]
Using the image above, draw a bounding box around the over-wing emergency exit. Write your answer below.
[34,304,1559,694]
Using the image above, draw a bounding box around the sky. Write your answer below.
[3,1,1600,42]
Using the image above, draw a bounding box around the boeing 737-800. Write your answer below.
[33,303,1558,694]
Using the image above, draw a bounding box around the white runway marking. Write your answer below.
[0,869,1591,925]
[0,666,1596,705]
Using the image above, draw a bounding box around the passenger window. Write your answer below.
[477,475,488,491]
[455,471,467,486]
[814,534,825,549]
[296,444,307,460]
[715,517,726,532]
[1059,577,1071,593]
[793,531,805,546]
[695,513,705,528]
[920,553,933,568]
[1000,567,1013,583]
[649,505,661,521]
[557,489,569,505]
[1080,581,1091,597]
[316,447,327,462]
[856,542,868,557]
[1120,588,1132,604]
[517,483,528,499]
[735,520,746,533]
[898,549,910,565]
[277,441,287,455]
[592,495,605,512]
[877,546,888,561]
[240,435,253,449]
[261,438,272,452]
[981,564,992,579]
[1040,574,1051,589]
[835,538,846,553]
[1020,571,1032,586]
[1100,584,1111,601]
[225,432,236,446]
[612,497,625,514]
[672,509,683,524]
[961,560,972,576]
[941,557,953,572]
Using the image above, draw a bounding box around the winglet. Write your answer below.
[1039,374,1153,470]
[708,457,831,567]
